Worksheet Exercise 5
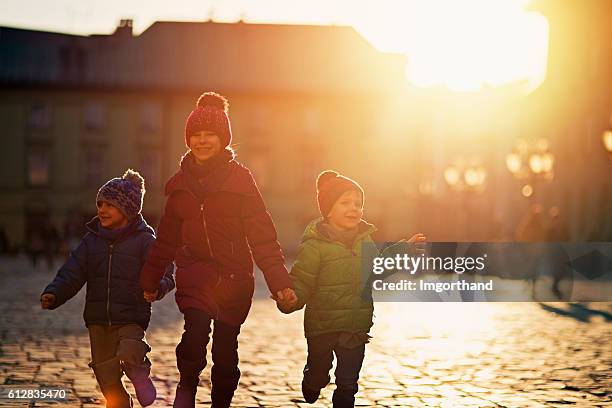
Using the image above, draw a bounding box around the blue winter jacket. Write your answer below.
[42,214,175,330]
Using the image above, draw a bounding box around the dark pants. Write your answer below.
[88,324,151,386]
[88,324,151,407]
[303,332,366,408]
[175,308,241,404]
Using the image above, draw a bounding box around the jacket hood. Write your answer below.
[164,158,259,198]
[85,213,153,237]
[301,217,376,245]
[178,148,235,170]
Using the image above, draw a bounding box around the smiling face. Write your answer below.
[189,130,222,163]
[97,201,128,229]
[326,189,364,231]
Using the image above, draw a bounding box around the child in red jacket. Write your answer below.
[140,92,296,408]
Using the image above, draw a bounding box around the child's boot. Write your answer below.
[210,366,240,408]
[122,357,156,407]
[90,357,133,408]
[301,381,321,403]
[173,357,204,408]
[332,385,358,408]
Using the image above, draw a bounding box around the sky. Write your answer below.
[0,0,548,92]
[1,0,367,36]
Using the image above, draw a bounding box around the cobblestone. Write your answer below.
[0,257,610,407]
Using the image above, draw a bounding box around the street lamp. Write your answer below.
[603,130,612,156]
[444,159,487,192]
[505,153,521,174]
[443,158,487,240]
[443,166,461,188]
[600,113,612,160]
[464,166,487,189]
[506,138,555,198]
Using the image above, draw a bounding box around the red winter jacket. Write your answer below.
[140,154,292,326]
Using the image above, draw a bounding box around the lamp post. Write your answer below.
[602,130,612,159]
[444,158,487,239]
[506,138,555,200]
[444,160,487,193]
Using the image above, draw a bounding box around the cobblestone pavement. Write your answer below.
[0,257,610,407]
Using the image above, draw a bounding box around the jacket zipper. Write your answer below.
[200,203,214,260]
[199,201,221,321]
[107,244,114,326]
[189,191,220,320]
[187,190,215,261]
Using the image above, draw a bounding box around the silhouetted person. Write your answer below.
[0,225,9,255]
[516,204,549,299]
[546,206,570,242]
[545,206,571,300]
[515,203,547,242]
[43,223,60,270]
[26,228,45,268]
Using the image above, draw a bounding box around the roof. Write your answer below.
[0,21,407,93]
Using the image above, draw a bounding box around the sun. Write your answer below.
[354,0,549,93]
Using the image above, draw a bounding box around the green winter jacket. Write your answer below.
[286,217,378,338]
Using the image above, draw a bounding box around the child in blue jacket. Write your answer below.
[41,169,175,408]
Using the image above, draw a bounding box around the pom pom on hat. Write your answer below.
[122,168,145,194]
[317,170,339,191]
[197,92,229,113]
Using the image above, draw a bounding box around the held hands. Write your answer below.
[143,290,159,303]
[272,287,297,313]
[40,293,56,309]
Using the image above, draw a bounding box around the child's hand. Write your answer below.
[408,233,427,243]
[41,293,55,309]
[276,299,294,314]
[276,288,297,307]
[143,290,159,303]
[408,233,427,256]
[272,287,297,312]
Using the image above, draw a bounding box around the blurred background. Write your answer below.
[1,0,611,264]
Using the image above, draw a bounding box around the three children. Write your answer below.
[40,91,424,408]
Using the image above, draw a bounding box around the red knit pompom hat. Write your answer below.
[184,92,233,148]
[316,170,365,218]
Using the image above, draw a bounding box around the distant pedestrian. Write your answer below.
[515,203,547,242]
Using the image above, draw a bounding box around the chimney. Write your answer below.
[114,19,133,38]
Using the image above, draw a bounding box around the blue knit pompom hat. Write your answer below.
[96,169,145,220]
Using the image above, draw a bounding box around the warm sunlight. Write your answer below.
[354,0,549,93]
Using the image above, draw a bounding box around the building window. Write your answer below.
[84,102,107,131]
[27,146,50,186]
[83,147,105,186]
[248,153,269,190]
[29,103,51,130]
[140,103,161,133]
[139,150,161,187]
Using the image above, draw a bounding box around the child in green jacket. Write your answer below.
[277,170,425,407]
